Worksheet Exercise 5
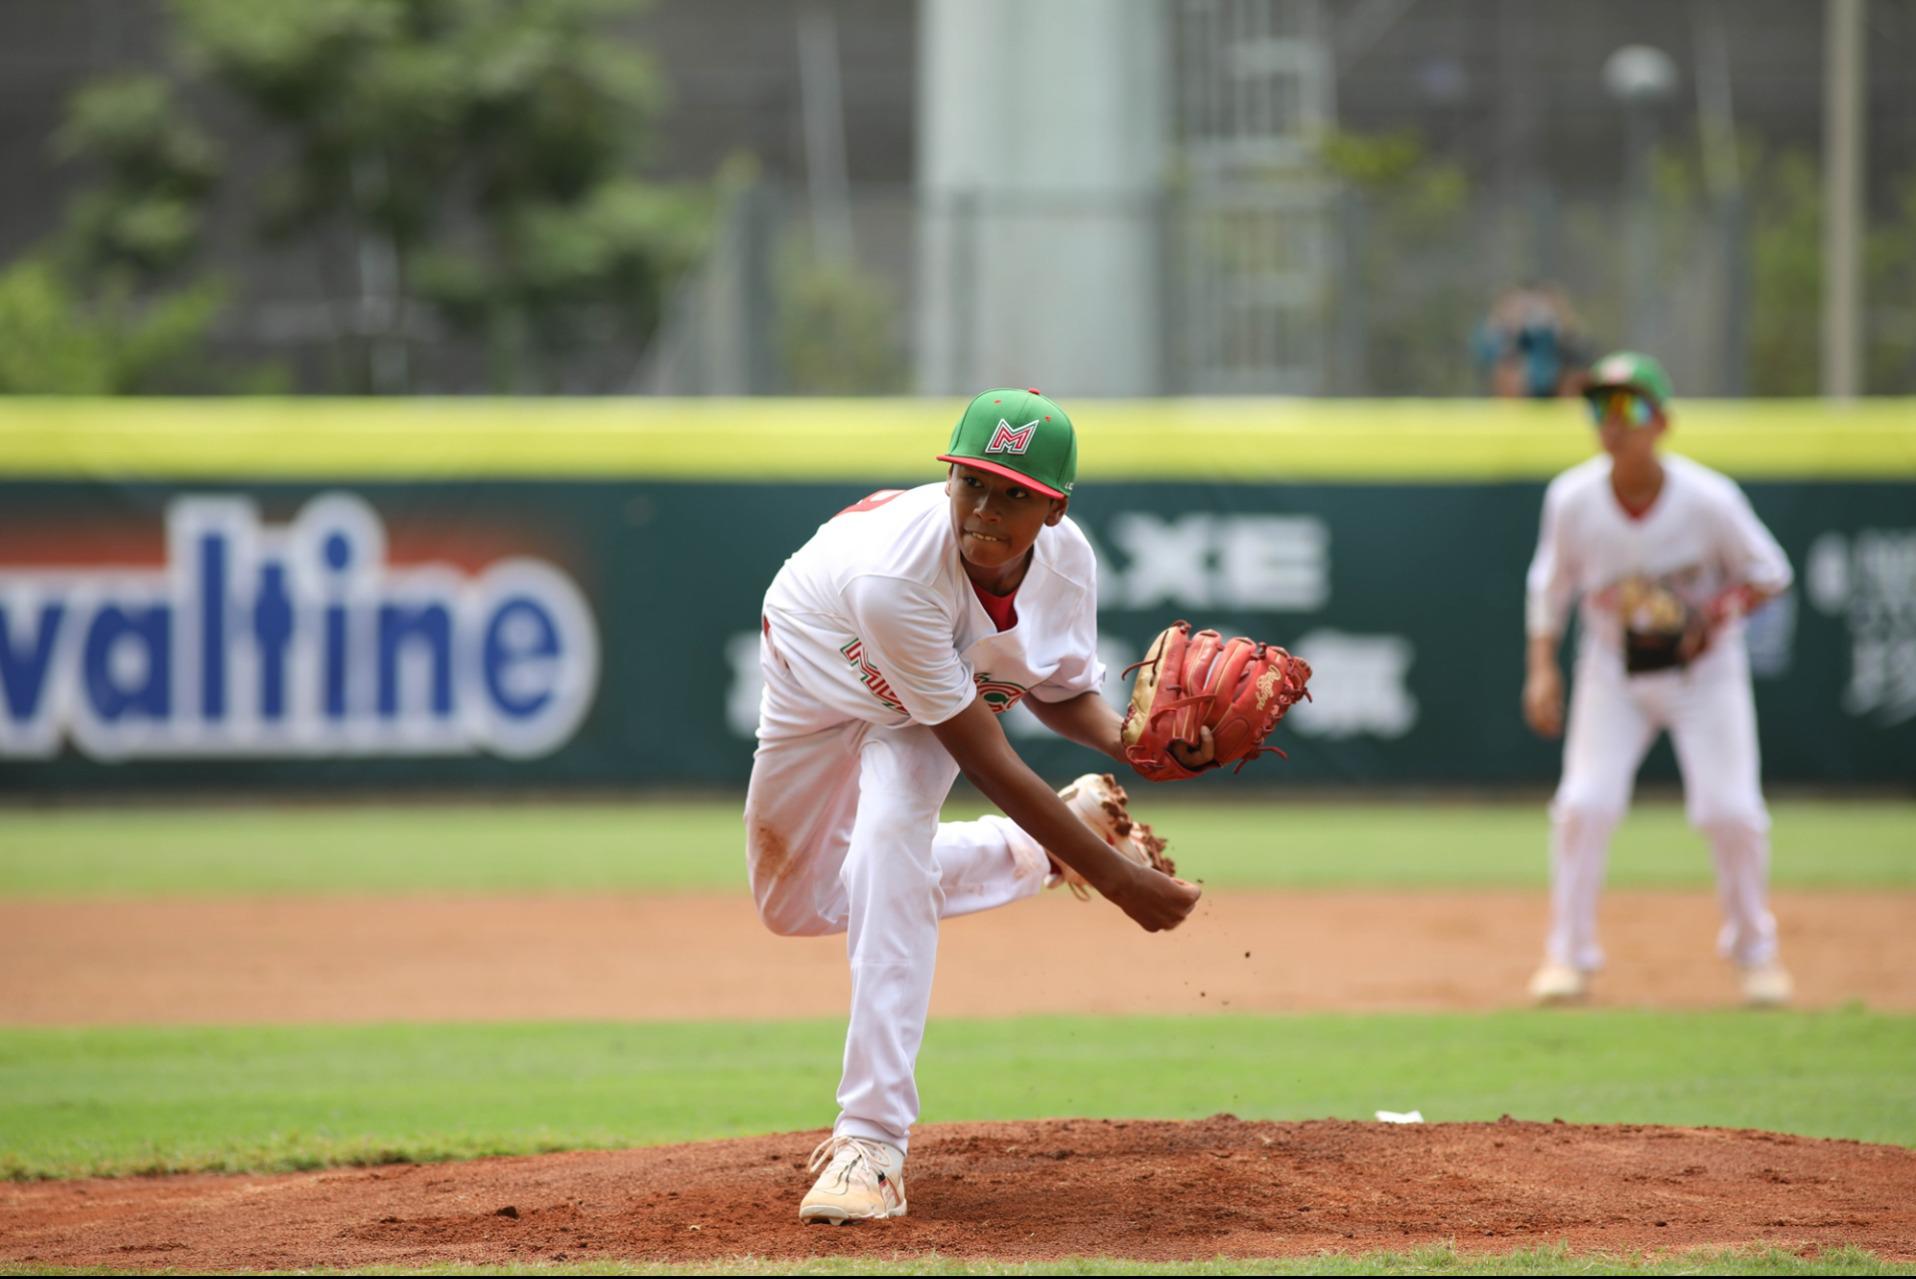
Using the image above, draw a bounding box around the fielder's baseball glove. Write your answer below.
[1616,576,1700,674]
[1120,621,1312,782]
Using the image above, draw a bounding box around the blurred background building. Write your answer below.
[1,0,1912,399]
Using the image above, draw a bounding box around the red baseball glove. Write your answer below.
[1120,621,1312,782]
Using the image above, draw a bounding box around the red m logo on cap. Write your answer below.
[985,418,1039,455]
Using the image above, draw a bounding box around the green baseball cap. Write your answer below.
[1584,351,1674,411]
[936,387,1076,498]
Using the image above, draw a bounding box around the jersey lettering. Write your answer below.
[973,675,1029,715]
[840,638,906,714]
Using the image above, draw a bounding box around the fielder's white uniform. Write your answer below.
[746,482,1104,1152]
[1526,453,1794,972]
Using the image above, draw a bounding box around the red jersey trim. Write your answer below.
[970,579,1019,631]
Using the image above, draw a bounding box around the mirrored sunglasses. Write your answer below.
[1587,389,1655,427]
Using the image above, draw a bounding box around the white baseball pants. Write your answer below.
[1546,641,1778,971]
[744,643,1051,1154]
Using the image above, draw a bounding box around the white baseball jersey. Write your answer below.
[1526,452,1792,975]
[1525,453,1793,656]
[759,482,1105,738]
[749,480,1102,1149]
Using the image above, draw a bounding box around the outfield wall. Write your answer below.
[2,399,1912,791]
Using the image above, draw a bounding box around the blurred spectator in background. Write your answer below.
[1472,282,1592,399]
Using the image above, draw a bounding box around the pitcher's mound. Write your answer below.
[6,1117,1915,1270]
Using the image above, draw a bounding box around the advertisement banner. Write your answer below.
[3,476,1912,791]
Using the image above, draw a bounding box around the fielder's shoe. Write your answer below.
[799,1135,906,1224]
[1048,773,1173,900]
[1527,962,1591,1005]
[1740,961,1794,1008]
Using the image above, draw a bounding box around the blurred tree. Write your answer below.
[168,0,708,392]
[1745,149,1822,396]
[777,242,909,395]
[0,259,235,394]
[52,73,222,282]
[1318,129,1474,396]
[0,73,269,393]
[1863,174,1916,394]
[1651,139,1916,396]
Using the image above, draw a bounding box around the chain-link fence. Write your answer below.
[637,157,1911,399]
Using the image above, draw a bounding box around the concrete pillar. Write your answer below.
[916,0,1167,396]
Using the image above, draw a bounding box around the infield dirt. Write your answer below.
[6,888,1914,1269]
[5,1116,1915,1269]
[2,888,1912,1024]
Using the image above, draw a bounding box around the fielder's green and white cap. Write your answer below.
[1584,351,1675,411]
[936,387,1076,498]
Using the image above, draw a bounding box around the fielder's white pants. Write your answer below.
[744,644,1051,1154]
[1547,641,1777,972]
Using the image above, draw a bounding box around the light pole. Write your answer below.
[1823,0,1865,399]
[1603,45,1679,354]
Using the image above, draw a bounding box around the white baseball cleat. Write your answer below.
[1527,962,1591,1005]
[1740,961,1794,1008]
[1048,773,1172,899]
[799,1135,907,1224]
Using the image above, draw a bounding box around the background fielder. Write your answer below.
[1523,351,1795,1007]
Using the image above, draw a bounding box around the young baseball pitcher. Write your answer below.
[746,388,1306,1224]
[1523,352,1795,1008]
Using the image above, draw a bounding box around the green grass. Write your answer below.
[2,1009,1912,1180]
[7,1243,1914,1275]
[0,798,1909,897]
